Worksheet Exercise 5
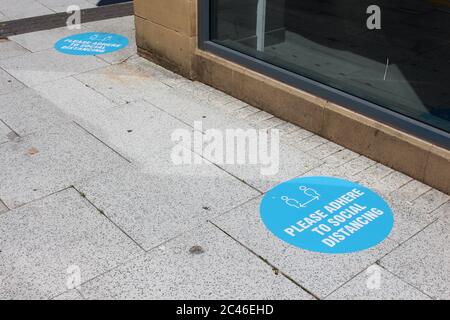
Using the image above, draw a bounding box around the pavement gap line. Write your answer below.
[65,196,263,294]
[6,185,73,211]
[374,262,435,300]
[72,185,146,252]
[142,99,265,195]
[208,220,321,300]
[72,120,132,164]
[381,217,441,263]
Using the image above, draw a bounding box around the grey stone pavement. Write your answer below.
[0,0,125,21]
[0,15,449,300]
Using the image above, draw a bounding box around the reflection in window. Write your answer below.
[211,0,450,133]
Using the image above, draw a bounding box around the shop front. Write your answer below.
[133,0,450,193]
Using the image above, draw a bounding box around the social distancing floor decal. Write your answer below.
[260,176,394,254]
[54,32,128,55]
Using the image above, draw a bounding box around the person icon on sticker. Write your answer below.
[299,186,320,200]
[281,196,305,209]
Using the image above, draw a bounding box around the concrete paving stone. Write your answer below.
[124,56,184,84]
[430,201,450,220]
[384,195,440,245]
[71,100,193,165]
[321,149,360,168]
[0,122,128,208]
[355,163,395,187]
[219,99,249,113]
[307,141,345,160]
[212,198,398,298]
[0,88,71,136]
[0,49,108,87]
[80,223,314,300]
[390,179,432,202]
[74,63,170,105]
[326,265,431,300]
[282,127,315,144]
[291,134,328,151]
[10,26,88,53]
[0,40,29,61]
[83,15,135,34]
[412,188,449,216]
[37,0,95,13]
[0,188,142,300]
[209,134,322,192]
[0,0,53,20]
[179,83,216,101]
[369,171,413,197]
[380,217,450,300]
[33,76,118,119]
[52,289,84,300]
[245,111,275,124]
[305,155,377,182]
[275,121,305,136]
[252,116,285,130]
[76,159,260,251]
[232,105,261,120]
[0,68,25,96]
[145,92,254,133]
[382,189,448,245]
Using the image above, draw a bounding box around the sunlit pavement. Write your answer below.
[0,15,448,300]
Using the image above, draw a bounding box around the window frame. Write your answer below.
[198,0,450,149]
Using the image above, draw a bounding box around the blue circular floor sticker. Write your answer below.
[54,32,128,55]
[260,177,394,254]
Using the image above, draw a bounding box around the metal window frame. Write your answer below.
[198,0,450,150]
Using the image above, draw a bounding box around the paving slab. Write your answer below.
[0,88,70,136]
[38,0,95,13]
[326,265,430,300]
[33,76,118,119]
[389,179,432,202]
[211,198,398,298]
[0,68,25,96]
[74,63,170,105]
[0,49,108,87]
[369,171,413,197]
[380,217,450,300]
[10,26,89,53]
[79,223,313,300]
[0,0,53,20]
[0,40,29,61]
[0,188,142,300]
[217,142,320,193]
[384,189,449,243]
[76,160,260,250]
[138,90,322,193]
[83,15,135,34]
[2,75,116,137]
[0,122,128,208]
[70,99,191,165]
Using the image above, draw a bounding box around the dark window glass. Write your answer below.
[211,0,450,133]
